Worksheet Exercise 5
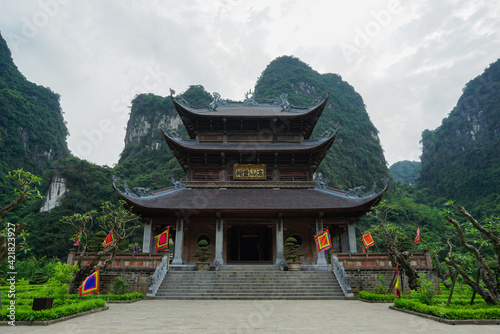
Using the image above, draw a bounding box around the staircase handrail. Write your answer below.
[146,251,170,298]
[331,253,354,298]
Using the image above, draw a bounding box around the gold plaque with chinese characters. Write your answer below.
[233,164,266,180]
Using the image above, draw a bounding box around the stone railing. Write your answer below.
[330,254,353,298]
[146,251,170,298]
[67,250,165,269]
[337,252,433,270]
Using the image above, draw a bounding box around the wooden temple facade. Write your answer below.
[114,91,387,270]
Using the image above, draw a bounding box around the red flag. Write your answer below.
[314,229,332,252]
[102,229,115,247]
[413,227,421,245]
[361,231,375,248]
[79,267,100,296]
[74,227,82,246]
[154,227,170,250]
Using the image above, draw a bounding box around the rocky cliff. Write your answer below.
[418,59,500,206]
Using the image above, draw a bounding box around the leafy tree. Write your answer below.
[61,201,140,293]
[367,200,421,290]
[443,202,499,305]
[0,170,43,264]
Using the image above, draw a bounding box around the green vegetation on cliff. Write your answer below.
[0,32,69,206]
[255,56,389,189]
[418,59,500,215]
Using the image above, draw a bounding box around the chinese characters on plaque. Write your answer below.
[233,164,266,180]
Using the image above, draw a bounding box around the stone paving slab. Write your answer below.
[4,300,500,334]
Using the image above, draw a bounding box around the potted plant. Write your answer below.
[285,236,305,271]
[194,239,212,271]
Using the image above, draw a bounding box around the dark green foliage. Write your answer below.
[254,56,389,189]
[0,32,69,207]
[390,161,420,185]
[418,58,500,214]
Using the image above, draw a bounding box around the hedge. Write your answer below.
[394,299,500,320]
[0,299,106,321]
[358,291,396,302]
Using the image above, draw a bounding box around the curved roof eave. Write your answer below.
[160,128,337,154]
[171,94,328,120]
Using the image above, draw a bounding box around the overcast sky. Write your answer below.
[0,0,498,167]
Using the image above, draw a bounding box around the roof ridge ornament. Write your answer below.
[316,176,329,190]
[208,92,222,111]
[170,177,185,190]
[160,124,181,140]
[279,93,290,112]
[243,89,258,106]
[311,91,329,107]
[319,124,339,140]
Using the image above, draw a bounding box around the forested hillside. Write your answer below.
[254,56,389,189]
[417,59,500,214]
[390,160,420,185]
[0,32,69,205]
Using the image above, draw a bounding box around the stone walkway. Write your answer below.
[5,300,500,334]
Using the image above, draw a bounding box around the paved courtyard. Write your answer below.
[5,299,500,334]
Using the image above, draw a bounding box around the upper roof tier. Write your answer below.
[171,91,328,140]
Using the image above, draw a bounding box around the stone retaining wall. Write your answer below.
[336,252,438,293]
[67,250,167,294]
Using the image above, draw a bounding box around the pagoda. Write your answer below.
[114,90,386,269]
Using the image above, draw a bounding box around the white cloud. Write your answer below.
[0,0,498,166]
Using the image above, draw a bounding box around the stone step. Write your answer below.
[154,270,344,300]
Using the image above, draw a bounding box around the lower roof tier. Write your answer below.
[114,184,386,218]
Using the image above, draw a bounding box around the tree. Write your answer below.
[443,202,499,305]
[0,169,43,264]
[368,200,421,290]
[61,201,140,293]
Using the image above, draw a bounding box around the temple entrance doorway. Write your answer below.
[228,225,272,262]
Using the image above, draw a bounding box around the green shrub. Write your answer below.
[412,273,435,305]
[112,278,130,295]
[358,291,396,302]
[373,275,387,294]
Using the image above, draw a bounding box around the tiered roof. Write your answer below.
[172,92,328,139]
[114,90,387,215]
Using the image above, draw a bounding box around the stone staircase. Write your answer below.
[155,267,346,300]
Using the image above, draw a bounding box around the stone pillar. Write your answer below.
[172,218,184,265]
[142,218,152,253]
[275,215,285,265]
[67,249,75,265]
[214,216,225,265]
[316,217,327,265]
[348,222,357,253]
